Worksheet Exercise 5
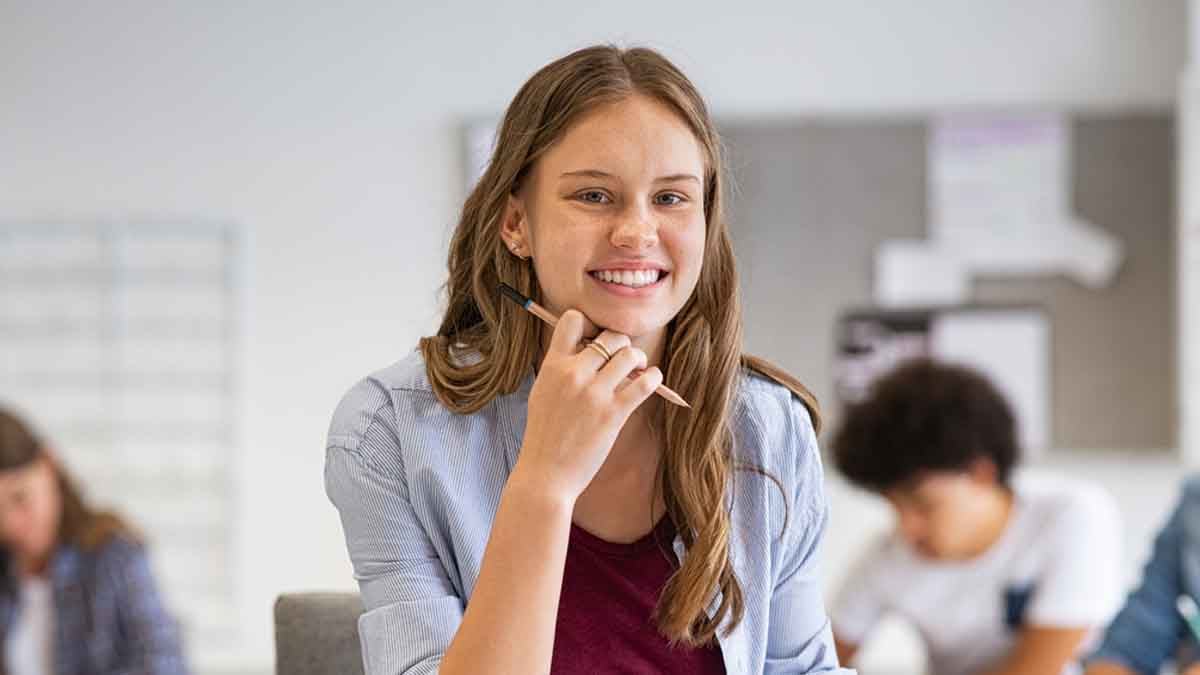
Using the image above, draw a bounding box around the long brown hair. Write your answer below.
[0,408,137,558]
[419,45,819,646]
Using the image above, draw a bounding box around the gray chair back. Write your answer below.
[274,592,365,675]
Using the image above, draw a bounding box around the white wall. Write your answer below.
[1184,2,1200,467]
[0,1,1187,671]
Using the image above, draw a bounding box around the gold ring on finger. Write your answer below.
[586,341,613,362]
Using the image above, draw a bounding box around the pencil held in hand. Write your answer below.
[498,283,691,409]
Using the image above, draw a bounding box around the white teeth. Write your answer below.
[594,269,662,288]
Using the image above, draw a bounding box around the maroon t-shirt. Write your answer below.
[550,516,727,674]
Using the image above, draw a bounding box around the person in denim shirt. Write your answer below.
[1085,478,1200,675]
[0,408,188,675]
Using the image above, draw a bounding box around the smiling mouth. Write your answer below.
[588,269,667,288]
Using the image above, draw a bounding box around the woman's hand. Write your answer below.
[511,309,663,504]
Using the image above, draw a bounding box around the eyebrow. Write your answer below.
[559,169,701,184]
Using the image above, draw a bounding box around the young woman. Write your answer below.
[0,408,188,675]
[325,45,851,674]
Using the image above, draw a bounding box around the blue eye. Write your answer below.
[578,191,610,204]
[655,193,684,206]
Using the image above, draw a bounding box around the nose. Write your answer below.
[611,206,659,250]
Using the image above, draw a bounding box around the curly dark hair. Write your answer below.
[832,359,1019,492]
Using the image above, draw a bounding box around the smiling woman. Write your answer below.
[325,44,852,675]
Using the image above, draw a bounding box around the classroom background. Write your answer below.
[2,2,1197,673]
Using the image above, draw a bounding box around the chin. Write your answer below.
[592,314,667,340]
[611,319,658,337]
[913,543,944,560]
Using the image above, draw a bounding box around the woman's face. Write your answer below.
[0,456,61,566]
[503,95,708,356]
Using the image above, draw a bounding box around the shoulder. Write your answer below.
[88,533,153,580]
[730,369,829,542]
[1181,473,1200,503]
[1017,472,1119,539]
[331,348,435,416]
[732,368,820,477]
[326,350,442,455]
[326,350,513,478]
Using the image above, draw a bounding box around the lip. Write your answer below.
[586,260,670,273]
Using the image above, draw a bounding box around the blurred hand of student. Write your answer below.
[976,625,1091,675]
[512,309,663,504]
[1183,664,1200,675]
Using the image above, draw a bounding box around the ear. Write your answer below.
[499,194,531,259]
[967,457,999,486]
[35,450,61,476]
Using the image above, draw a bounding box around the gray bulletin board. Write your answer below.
[723,113,1175,453]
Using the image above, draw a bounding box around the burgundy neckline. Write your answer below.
[570,516,676,558]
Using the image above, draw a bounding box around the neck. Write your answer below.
[575,397,668,533]
[631,330,667,370]
[13,552,50,579]
[603,397,664,466]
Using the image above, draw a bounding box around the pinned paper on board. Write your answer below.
[875,113,1125,307]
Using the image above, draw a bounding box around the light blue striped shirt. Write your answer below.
[325,350,854,674]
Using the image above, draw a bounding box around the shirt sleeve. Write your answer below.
[764,394,857,674]
[104,538,191,675]
[325,378,463,675]
[1084,479,1199,674]
[828,535,892,648]
[1026,483,1122,627]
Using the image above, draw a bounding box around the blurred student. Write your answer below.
[1083,478,1200,675]
[0,408,188,675]
[829,359,1120,675]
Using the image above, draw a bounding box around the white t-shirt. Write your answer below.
[5,574,55,675]
[831,474,1121,675]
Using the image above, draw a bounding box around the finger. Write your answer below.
[614,367,648,395]
[549,309,586,357]
[577,312,601,340]
[594,346,647,391]
[615,367,664,412]
[578,330,631,369]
